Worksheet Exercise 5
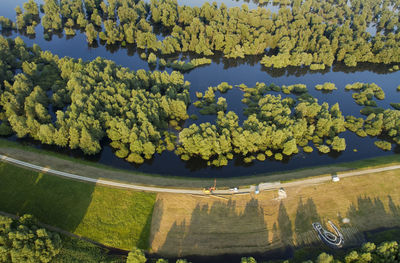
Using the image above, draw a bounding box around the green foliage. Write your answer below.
[216,82,233,93]
[147,52,157,65]
[180,82,349,166]
[309,64,326,70]
[127,248,146,263]
[168,58,210,71]
[312,241,400,263]
[0,36,189,164]
[0,214,62,263]
[390,103,400,110]
[281,84,308,94]
[194,87,227,115]
[317,145,330,154]
[331,136,346,152]
[42,0,62,31]
[13,0,400,69]
[345,83,385,106]
[360,106,384,116]
[315,83,336,92]
[315,252,334,263]
[241,257,257,263]
[53,236,124,263]
[374,140,392,151]
[85,23,98,44]
[190,58,212,67]
[0,16,15,30]
[0,161,156,251]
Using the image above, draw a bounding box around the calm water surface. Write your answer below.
[1,0,400,178]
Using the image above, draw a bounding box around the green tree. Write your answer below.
[127,248,146,263]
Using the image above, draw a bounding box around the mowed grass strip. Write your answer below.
[0,162,156,250]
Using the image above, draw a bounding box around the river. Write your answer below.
[1,0,399,178]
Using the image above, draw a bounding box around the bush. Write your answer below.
[315,82,336,91]
[374,141,392,151]
[390,103,400,110]
[303,146,313,153]
[317,145,330,153]
[310,63,325,70]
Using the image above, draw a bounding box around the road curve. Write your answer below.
[1,154,400,194]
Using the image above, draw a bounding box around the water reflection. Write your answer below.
[0,0,400,178]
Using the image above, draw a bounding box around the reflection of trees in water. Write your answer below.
[3,25,395,76]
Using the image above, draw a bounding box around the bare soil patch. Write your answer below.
[150,169,400,256]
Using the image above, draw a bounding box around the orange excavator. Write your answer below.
[203,179,216,194]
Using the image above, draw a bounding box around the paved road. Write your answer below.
[1,154,400,194]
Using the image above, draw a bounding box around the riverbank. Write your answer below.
[0,138,399,188]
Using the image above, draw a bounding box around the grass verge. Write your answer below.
[0,162,156,250]
[0,138,399,188]
[54,236,125,263]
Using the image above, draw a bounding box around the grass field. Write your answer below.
[0,162,156,250]
[53,236,125,263]
[149,168,400,258]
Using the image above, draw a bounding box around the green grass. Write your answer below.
[0,162,156,250]
[53,236,126,263]
[340,154,400,169]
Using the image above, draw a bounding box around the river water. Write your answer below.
[1,0,400,178]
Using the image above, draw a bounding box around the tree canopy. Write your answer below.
[0,214,62,262]
[7,0,400,70]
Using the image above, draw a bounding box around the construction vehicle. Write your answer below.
[203,179,216,194]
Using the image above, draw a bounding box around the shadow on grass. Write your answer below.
[159,198,269,257]
[0,162,95,233]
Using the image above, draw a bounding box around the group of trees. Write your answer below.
[179,82,348,166]
[0,214,62,262]
[0,37,398,167]
[345,82,385,107]
[0,36,189,164]
[240,241,400,263]
[193,86,228,115]
[15,0,40,35]
[5,0,400,70]
[315,83,337,92]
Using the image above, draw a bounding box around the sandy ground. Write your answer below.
[149,169,400,256]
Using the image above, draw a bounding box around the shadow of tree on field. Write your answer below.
[294,198,320,246]
[345,195,400,229]
[149,198,165,248]
[159,198,269,257]
[277,201,293,247]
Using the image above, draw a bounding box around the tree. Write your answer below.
[127,248,146,263]
[241,257,257,263]
[0,214,62,263]
[85,23,98,44]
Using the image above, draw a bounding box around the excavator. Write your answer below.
[203,179,216,194]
